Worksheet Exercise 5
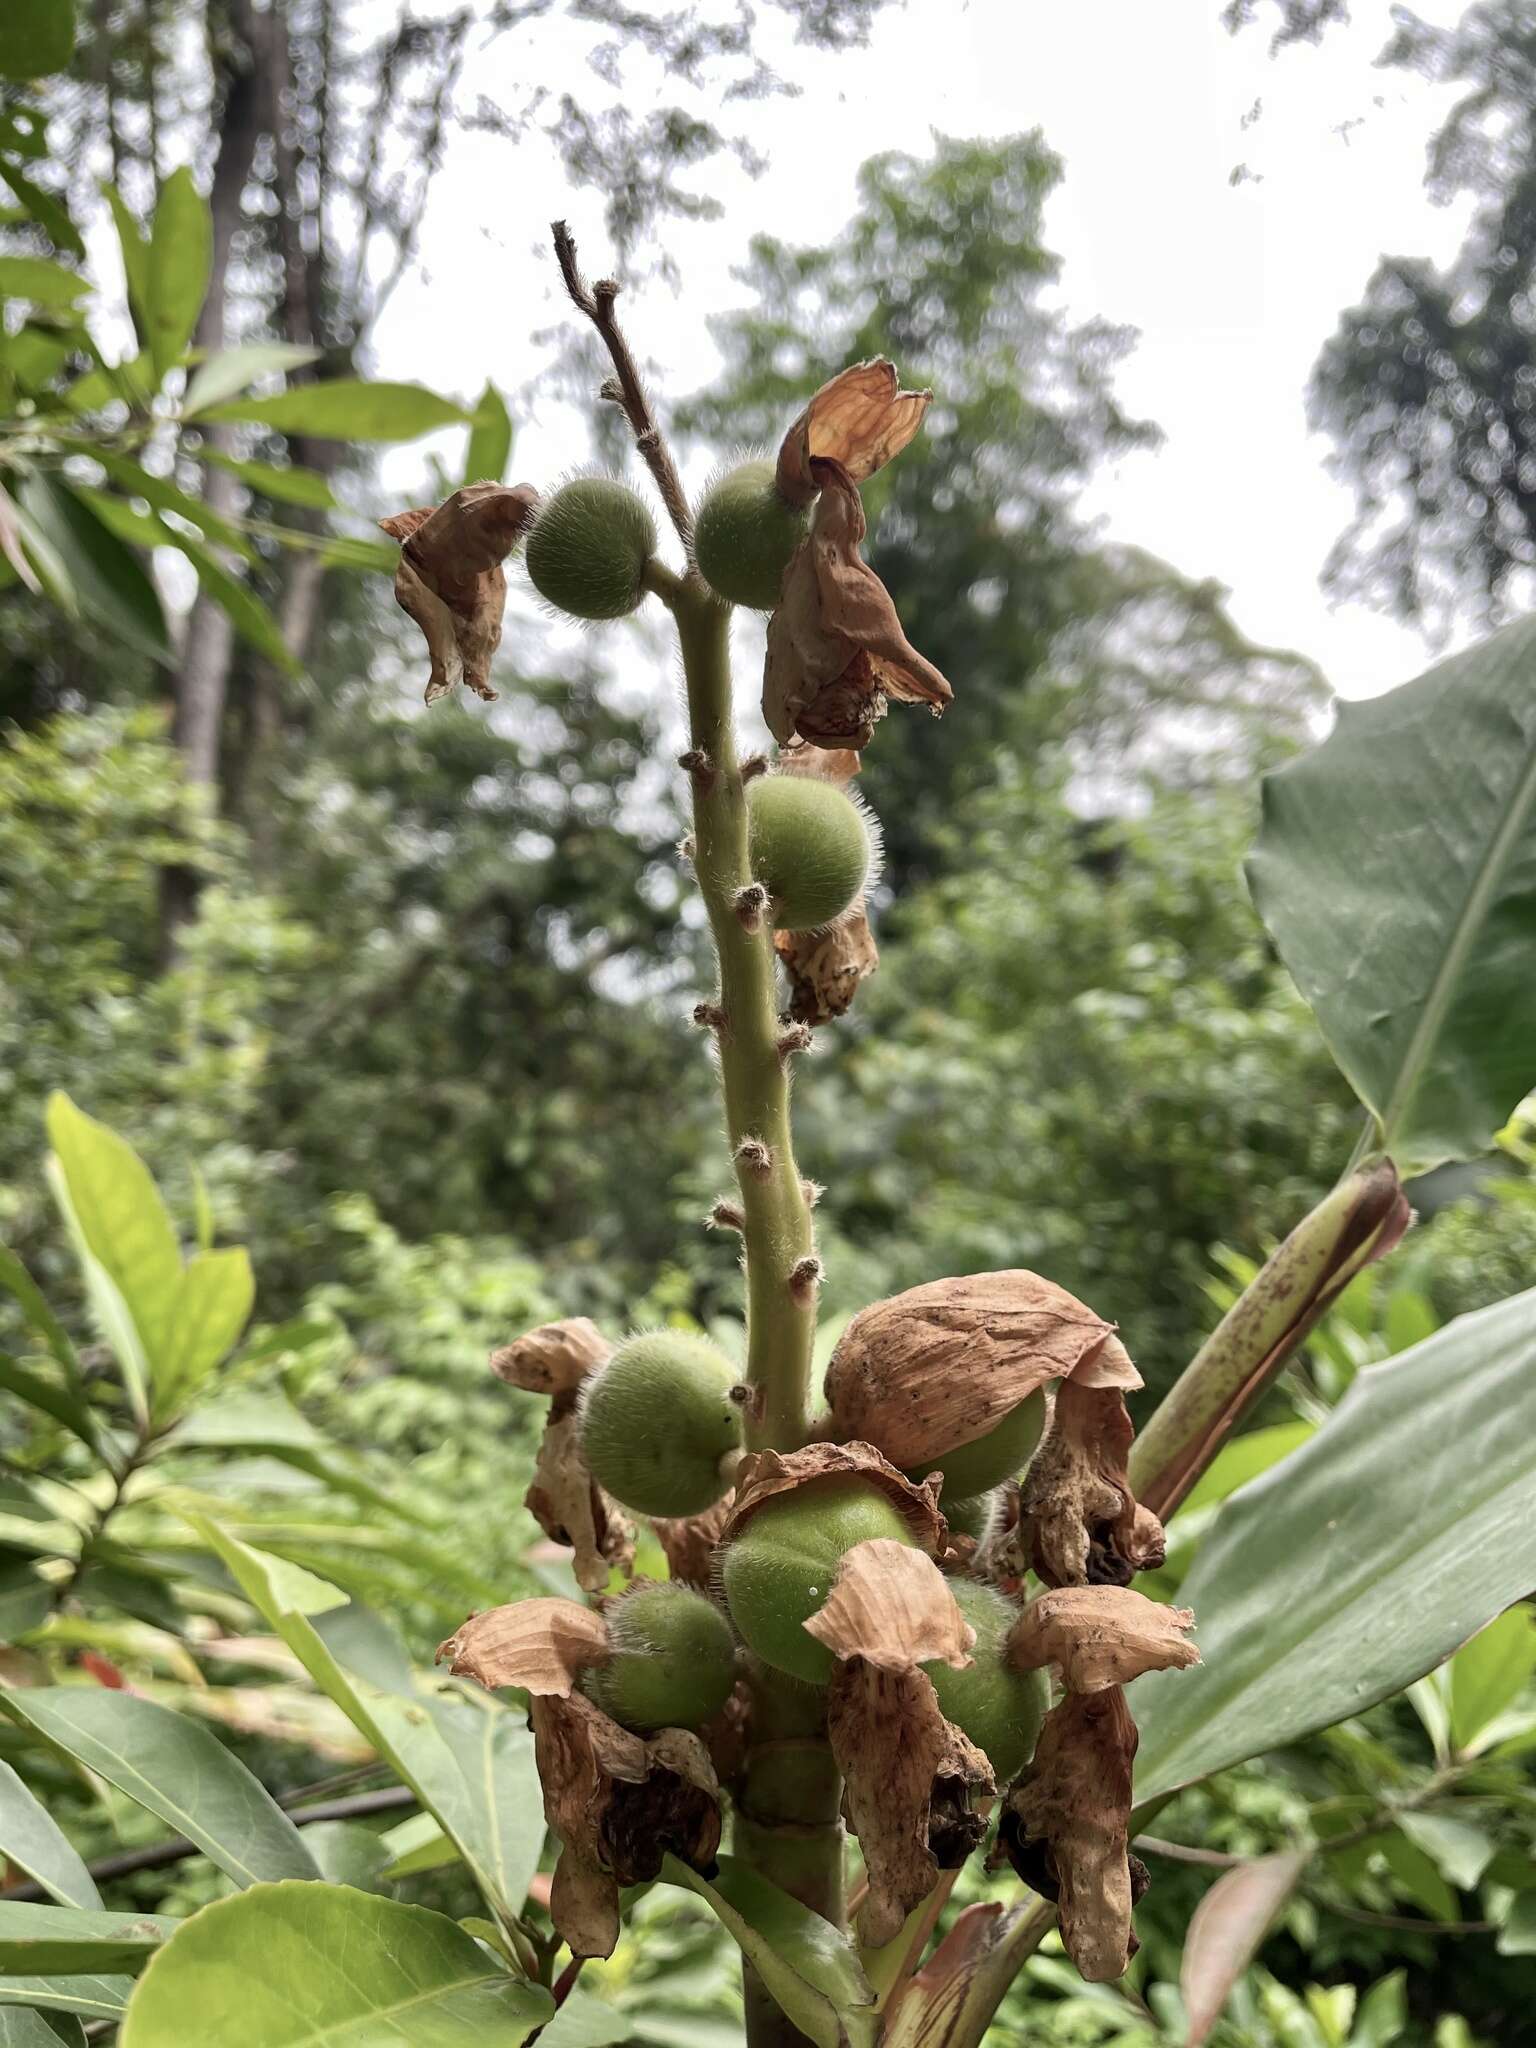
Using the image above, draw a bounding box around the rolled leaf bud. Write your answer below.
[580,1331,743,1518]
[924,1579,1046,1785]
[526,476,656,619]
[694,458,810,610]
[746,772,877,933]
[581,1581,737,1732]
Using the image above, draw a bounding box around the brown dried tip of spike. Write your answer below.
[721,1441,946,1555]
[776,902,879,1025]
[824,1271,1138,1477]
[803,1539,974,1673]
[532,1691,722,1959]
[775,359,932,509]
[1016,1378,1165,1591]
[525,1410,636,1595]
[437,1596,610,1696]
[379,481,539,705]
[1007,1586,1198,1693]
[491,1317,612,1398]
[649,1494,735,1591]
[763,461,952,750]
[996,1686,1141,1982]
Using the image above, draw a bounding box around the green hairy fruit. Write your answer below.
[925,1579,1046,1785]
[905,1388,1047,1498]
[721,1479,917,1684]
[581,1330,743,1517]
[526,476,656,619]
[694,458,809,610]
[582,1582,738,1732]
[746,774,876,933]
[940,1488,1002,1547]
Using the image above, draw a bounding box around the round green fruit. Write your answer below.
[582,1583,737,1732]
[526,477,656,620]
[746,774,875,933]
[925,1580,1045,1785]
[581,1331,742,1517]
[721,1478,916,1685]
[905,1390,1047,1498]
[940,1488,1002,1547]
[694,459,809,610]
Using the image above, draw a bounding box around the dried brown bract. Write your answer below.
[491,1317,612,1398]
[825,1271,1137,1475]
[721,1440,946,1555]
[380,481,538,704]
[526,1410,636,1595]
[1008,1586,1199,1694]
[769,743,881,1022]
[532,1691,721,1959]
[809,1541,992,1946]
[775,360,932,508]
[1015,1379,1165,1590]
[650,1494,735,1591]
[763,461,953,750]
[436,1596,610,1696]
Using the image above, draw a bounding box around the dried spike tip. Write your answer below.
[491,1317,612,1398]
[735,1136,774,1179]
[437,1595,610,1698]
[1007,1586,1199,1694]
[774,359,933,509]
[380,482,539,705]
[1015,1378,1166,1590]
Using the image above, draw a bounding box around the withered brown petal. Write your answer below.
[1016,1379,1164,1591]
[526,1410,636,1595]
[830,1662,993,1947]
[650,1494,734,1592]
[491,1317,612,1398]
[775,902,879,1025]
[1008,1586,1199,1693]
[825,1271,1133,1474]
[436,1596,610,1696]
[380,481,538,706]
[776,360,932,507]
[803,1538,974,1673]
[720,1441,946,1556]
[999,1685,1140,1982]
[763,462,953,749]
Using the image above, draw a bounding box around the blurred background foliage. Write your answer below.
[2,2,1535,2044]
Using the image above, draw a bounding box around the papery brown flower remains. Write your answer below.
[1016,1376,1166,1590]
[380,480,538,704]
[1007,1585,1199,1695]
[775,359,933,509]
[436,1595,610,1696]
[650,1494,735,1591]
[772,743,879,1022]
[720,1440,947,1556]
[491,1316,611,1397]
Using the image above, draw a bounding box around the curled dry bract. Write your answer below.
[719,1440,946,1554]
[525,1410,636,1595]
[380,481,538,704]
[1016,1378,1166,1590]
[491,1316,612,1398]
[1008,1586,1199,1694]
[775,359,933,508]
[650,1494,735,1591]
[436,1595,610,1696]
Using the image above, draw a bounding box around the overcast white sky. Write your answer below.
[373,0,1473,702]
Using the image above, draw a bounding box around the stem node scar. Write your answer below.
[800,1178,824,1208]
[736,1136,774,1179]
[734,883,769,932]
[708,1199,746,1235]
[788,1255,824,1304]
[692,1000,728,1037]
[741,752,770,783]
[776,1021,813,1060]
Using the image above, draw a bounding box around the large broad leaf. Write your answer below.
[0,1691,318,1889]
[0,2,75,79]
[664,1856,878,2048]
[15,479,170,667]
[0,1906,176,1978]
[1134,1289,1536,1804]
[1248,615,1536,1172]
[188,1519,544,1918]
[118,1882,553,2046]
[0,1358,98,1457]
[0,2009,86,2046]
[102,186,149,323]
[1450,1606,1536,1754]
[177,539,299,676]
[464,382,513,484]
[151,1247,253,1417]
[201,380,468,442]
[0,1761,100,1909]
[182,344,320,418]
[0,1979,127,2024]
[201,453,335,510]
[0,258,86,309]
[144,168,210,381]
[0,1250,78,1381]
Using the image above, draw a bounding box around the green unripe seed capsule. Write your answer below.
[721,1479,917,1685]
[694,458,809,610]
[940,1488,1002,1547]
[746,774,875,933]
[905,1389,1047,1499]
[581,1331,743,1518]
[526,477,656,620]
[925,1579,1046,1785]
[581,1583,737,1732]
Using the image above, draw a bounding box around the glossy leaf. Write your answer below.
[299,1822,394,1894]
[1248,614,1536,1171]
[1395,1812,1494,1891]
[1178,1422,1315,1517]
[0,1978,128,2024]
[1181,1853,1309,2048]
[0,1690,319,1889]
[102,186,149,322]
[201,454,336,510]
[0,2009,86,2046]
[178,540,299,675]
[1498,1888,1536,1956]
[0,1761,101,1908]
[182,344,320,418]
[465,383,513,484]
[0,1906,176,1978]
[0,2,75,79]
[0,258,86,309]
[1449,1605,1536,1753]
[533,1988,632,2046]
[119,1883,553,2046]
[201,380,469,442]
[1134,1289,1536,1804]
[15,480,170,667]
[144,169,211,381]
[664,1856,878,2048]
[151,1247,253,1418]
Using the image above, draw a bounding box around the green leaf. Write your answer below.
[152,1248,253,1418]
[0,1358,97,1458]
[1498,1888,1536,1956]
[1379,1830,1457,1924]
[1178,1422,1315,1517]
[0,1560,49,1640]
[0,2009,86,2046]
[14,479,170,668]
[0,1906,176,1978]
[202,380,469,443]
[381,1813,458,1882]
[0,1690,319,1889]
[177,538,299,675]
[465,383,513,484]
[102,187,149,326]
[0,1760,101,1909]
[1134,1289,1536,1805]
[1353,1972,1407,2048]
[0,161,83,259]
[201,453,336,510]
[182,344,320,419]
[144,168,210,381]
[664,1856,878,2048]
[119,1882,553,2046]
[0,2,75,79]
[533,1988,632,2046]
[1395,1812,1495,1892]
[0,1248,79,1380]
[1449,1605,1536,1753]
[1248,615,1536,1171]
[0,258,85,309]
[316,535,398,573]
[185,1519,544,1919]
[90,451,253,561]
[0,1978,128,2024]
[170,1391,326,1455]
[299,1822,394,1894]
